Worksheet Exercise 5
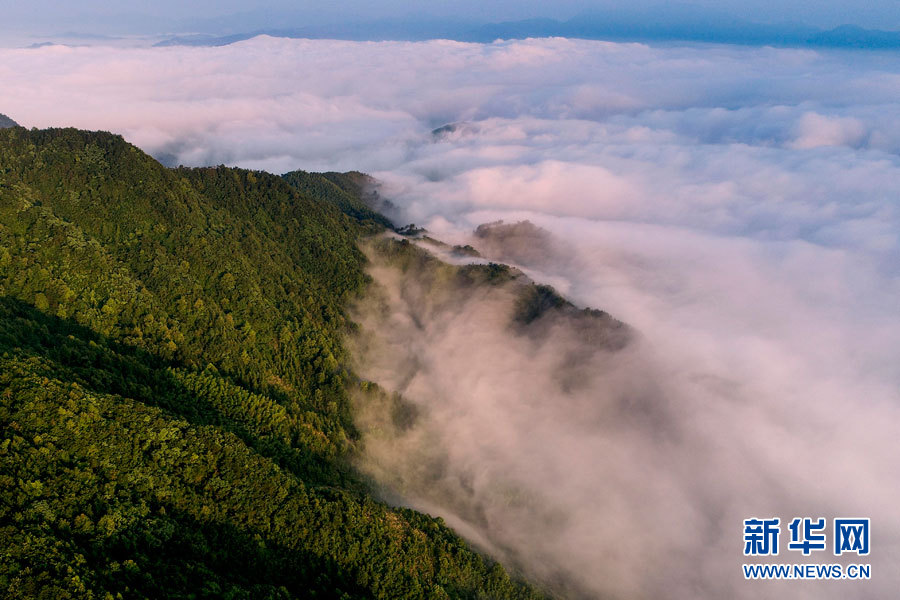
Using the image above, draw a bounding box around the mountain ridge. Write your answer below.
[0,125,550,600]
[150,18,900,49]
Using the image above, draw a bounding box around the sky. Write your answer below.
[2,27,900,600]
[1,0,899,41]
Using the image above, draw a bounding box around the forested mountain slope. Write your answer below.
[0,126,545,600]
[281,170,394,230]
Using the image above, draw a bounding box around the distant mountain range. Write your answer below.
[153,13,900,49]
[0,113,18,128]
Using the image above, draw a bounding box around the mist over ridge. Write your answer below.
[346,216,898,598]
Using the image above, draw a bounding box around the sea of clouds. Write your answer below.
[2,36,899,598]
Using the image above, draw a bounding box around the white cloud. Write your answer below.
[2,35,899,598]
[790,111,868,149]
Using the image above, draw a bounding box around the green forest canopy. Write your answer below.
[0,126,547,600]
